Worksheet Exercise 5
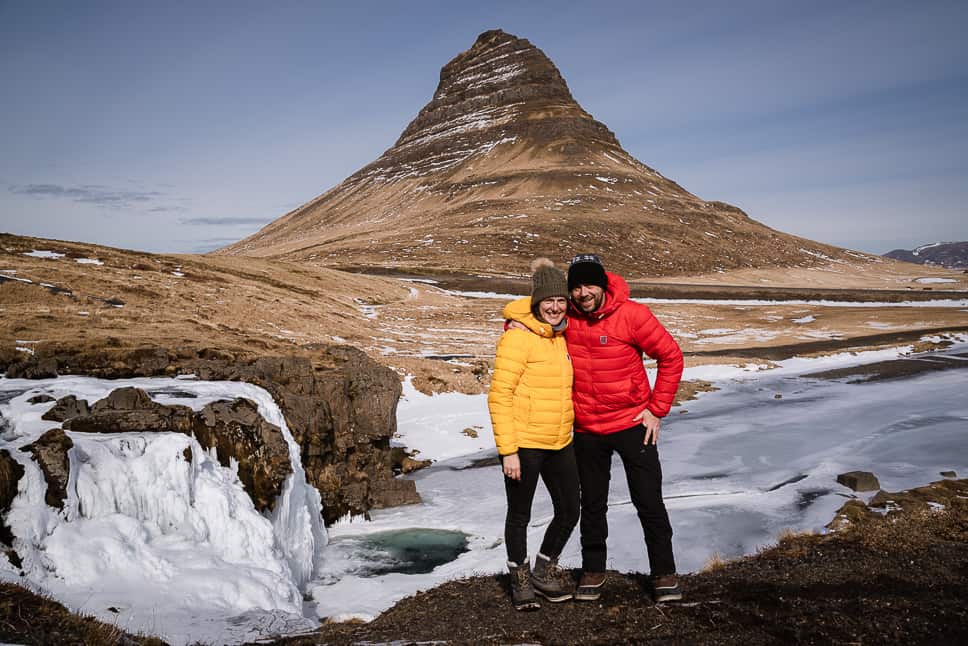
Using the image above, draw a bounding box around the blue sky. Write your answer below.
[1,0,965,255]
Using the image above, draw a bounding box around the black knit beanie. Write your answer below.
[530,257,567,305]
[567,253,608,291]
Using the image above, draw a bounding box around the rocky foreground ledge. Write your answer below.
[2,480,963,645]
[274,478,967,646]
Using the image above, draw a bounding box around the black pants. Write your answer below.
[503,443,580,565]
[574,425,676,576]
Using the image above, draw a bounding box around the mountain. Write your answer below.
[884,242,968,269]
[216,29,861,278]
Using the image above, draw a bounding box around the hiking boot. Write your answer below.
[531,553,574,602]
[653,574,683,603]
[508,560,540,611]
[574,571,606,601]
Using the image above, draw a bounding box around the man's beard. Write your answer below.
[575,292,602,313]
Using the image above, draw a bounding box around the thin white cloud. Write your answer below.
[179,216,271,226]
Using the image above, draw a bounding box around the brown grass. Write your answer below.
[845,496,968,553]
[0,582,167,646]
[699,552,729,573]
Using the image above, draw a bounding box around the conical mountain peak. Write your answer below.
[372,29,621,183]
[217,32,854,277]
[395,29,583,146]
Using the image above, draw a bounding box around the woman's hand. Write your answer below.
[502,453,522,481]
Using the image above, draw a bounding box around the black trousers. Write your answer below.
[574,424,676,576]
[503,443,580,565]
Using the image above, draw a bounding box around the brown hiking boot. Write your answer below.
[508,560,540,611]
[531,553,574,602]
[574,571,606,601]
[653,574,683,603]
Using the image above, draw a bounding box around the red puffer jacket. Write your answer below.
[566,272,683,434]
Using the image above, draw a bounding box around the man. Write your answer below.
[565,253,684,603]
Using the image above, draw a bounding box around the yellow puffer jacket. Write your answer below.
[488,297,574,455]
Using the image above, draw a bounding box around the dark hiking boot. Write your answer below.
[531,553,574,602]
[574,571,606,601]
[653,574,683,603]
[508,560,540,611]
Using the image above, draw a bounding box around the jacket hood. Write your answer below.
[568,271,630,320]
[503,297,564,338]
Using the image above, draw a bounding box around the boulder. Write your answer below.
[40,395,91,422]
[65,387,193,434]
[836,471,881,492]
[19,429,73,509]
[191,398,291,513]
[27,394,54,404]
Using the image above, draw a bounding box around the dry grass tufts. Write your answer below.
[845,496,968,553]
[699,552,729,573]
[0,582,167,645]
[672,379,718,406]
[758,527,822,560]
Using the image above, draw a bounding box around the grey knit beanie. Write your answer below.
[530,257,567,305]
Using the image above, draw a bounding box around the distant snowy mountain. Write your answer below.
[884,241,968,269]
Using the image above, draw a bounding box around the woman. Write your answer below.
[488,258,580,610]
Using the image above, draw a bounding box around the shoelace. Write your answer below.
[552,564,573,586]
[541,561,571,587]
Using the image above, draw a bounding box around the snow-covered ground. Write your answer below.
[1,337,967,642]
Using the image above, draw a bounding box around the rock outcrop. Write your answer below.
[836,471,881,492]
[0,449,24,557]
[217,29,857,278]
[5,346,418,523]
[65,387,193,434]
[19,429,73,510]
[40,395,90,422]
[192,398,291,512]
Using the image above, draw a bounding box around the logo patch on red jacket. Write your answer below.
[599,335,608,344]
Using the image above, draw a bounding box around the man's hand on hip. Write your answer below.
[634,408,661,445]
